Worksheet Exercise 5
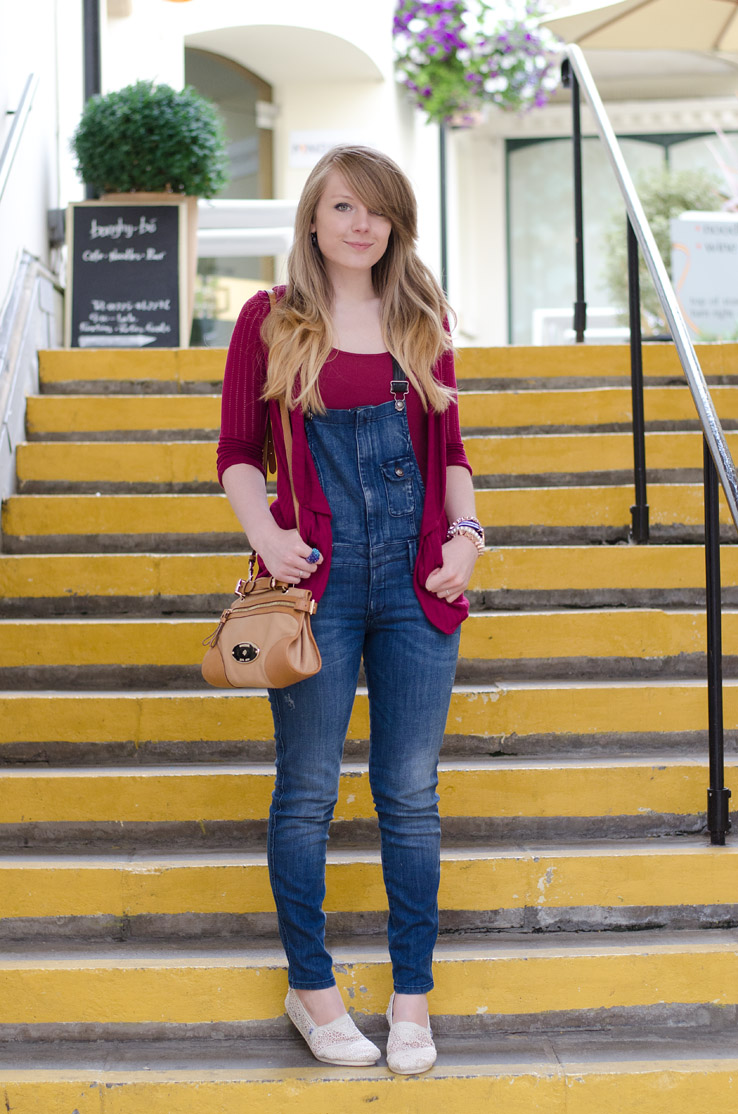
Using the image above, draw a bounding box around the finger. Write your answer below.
[425,569,446,592]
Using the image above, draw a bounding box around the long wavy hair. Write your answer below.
[261,145,455,413]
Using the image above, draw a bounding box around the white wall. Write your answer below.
[104,0,186,91]
[0,0,84,310]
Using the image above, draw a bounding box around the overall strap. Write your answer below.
[390,357,409,411]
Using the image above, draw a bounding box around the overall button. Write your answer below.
[395,466,405,477]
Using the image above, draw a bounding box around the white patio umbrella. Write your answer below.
[544,0,738,52]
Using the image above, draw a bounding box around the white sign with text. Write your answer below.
[671,211,738,341]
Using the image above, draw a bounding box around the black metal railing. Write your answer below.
[562,45,735,845]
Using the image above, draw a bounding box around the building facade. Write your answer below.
[2,0,738,348]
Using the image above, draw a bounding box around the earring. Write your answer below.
[311,231,318,247]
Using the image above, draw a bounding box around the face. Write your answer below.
[310,169,392,279]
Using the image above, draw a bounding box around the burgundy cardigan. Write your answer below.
[217,288,472,634]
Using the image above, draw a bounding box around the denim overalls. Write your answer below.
[267,395,460,995]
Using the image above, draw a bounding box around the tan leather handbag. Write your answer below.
[201,559,321,688]
[202,343,322,688]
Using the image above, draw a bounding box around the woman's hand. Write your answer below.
[255,523,323,585]
[424,534,478,603]
[220,464,323,587]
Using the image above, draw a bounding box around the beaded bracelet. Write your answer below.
[447,516,484,541]
[450,525,485,555]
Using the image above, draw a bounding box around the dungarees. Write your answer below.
[267,398,460,995]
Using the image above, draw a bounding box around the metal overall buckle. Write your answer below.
[390,378,409,411]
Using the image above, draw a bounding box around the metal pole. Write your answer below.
[704,439,732,845]
[565,45,738,534]
[83,0,102,199]
[627,218,649,543]
[439,122,448,295]
[562,59,586,343]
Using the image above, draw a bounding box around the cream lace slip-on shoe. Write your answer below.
[385,992,437,1075]
[285,989,381,1067]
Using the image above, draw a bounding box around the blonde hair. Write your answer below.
[261,145,455,413]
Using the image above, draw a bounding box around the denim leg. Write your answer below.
[363,551,460,994]
[267,558,367,990]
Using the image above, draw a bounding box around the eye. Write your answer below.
[335,202,351,212]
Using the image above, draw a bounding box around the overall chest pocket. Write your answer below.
[381,456,416,517]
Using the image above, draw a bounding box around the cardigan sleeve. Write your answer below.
[216,290,272,484]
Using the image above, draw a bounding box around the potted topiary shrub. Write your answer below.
[71,80,229,338]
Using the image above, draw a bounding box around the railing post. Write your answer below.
[562,59,586,343]
[439,122,448,296]
[83,0,102,200]
[704,439,732,845]
[627,218,649,542]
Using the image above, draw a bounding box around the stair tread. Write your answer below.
[1,1029,737,1072]
[0,926,736,961]
[0,754,727,773]
[4,486,736,540]
[0,836,731,865]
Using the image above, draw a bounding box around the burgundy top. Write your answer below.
[217,287,472,633]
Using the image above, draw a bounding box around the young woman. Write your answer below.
[217,145,482,1075]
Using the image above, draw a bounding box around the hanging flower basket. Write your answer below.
[393,1,562,127]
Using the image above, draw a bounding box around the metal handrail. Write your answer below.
[562,44,733,844]
[564,45,738,531]
[0,74,39,206]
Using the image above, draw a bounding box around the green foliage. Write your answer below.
[72,80,229,197]
[603,166,725,335]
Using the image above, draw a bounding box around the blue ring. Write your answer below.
[306,547,321,564]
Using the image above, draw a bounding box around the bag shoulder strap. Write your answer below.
[266,289,301,533]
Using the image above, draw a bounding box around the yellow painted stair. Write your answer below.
[1,1049,737,1114]
[13,430,738,489]
[1,343,737,1108]
[22,383,738,436]
[3,485,736,553]
[2,544,738,613]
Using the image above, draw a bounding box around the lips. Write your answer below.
[346,241,373,250]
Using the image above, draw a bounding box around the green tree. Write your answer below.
[603,166,725,335]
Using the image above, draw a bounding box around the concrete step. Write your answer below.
[38,348,225,394]
[0,545,731,618]
[455,343,738,384]
[25,385,738,439]
[0,758,729,837]
[37,343,738,391]
[0,1034,737,1113]
[461,384,738,432]
[16,431,738,492]
[26,393,221,440]
[3,486,736,552]
[0,608,734,688]
[16,441,221,493]
[0,841,735,935]
[0,930,735,1030]
[1,681,730,763]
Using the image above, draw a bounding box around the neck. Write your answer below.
[325,264,377,305]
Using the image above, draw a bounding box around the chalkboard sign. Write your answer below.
[65,198,189,348]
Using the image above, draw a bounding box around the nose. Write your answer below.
[352,207,370,231]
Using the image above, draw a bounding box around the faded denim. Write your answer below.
[267,400,459,994]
